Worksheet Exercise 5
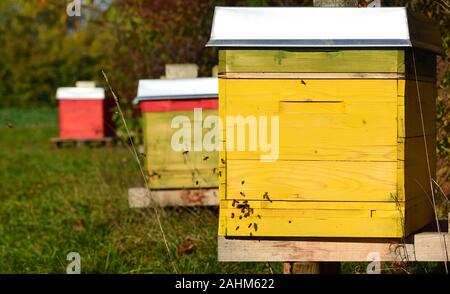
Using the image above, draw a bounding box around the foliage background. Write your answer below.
[0,0,448,196]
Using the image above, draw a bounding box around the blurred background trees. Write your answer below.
[0,0,448,196]
[0,0,446,107]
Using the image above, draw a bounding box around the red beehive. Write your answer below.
[56,86,108,140]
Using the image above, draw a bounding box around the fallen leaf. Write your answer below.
[177,242,196,255]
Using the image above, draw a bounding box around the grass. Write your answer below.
[0,107,446,274]
[0,107,279,273]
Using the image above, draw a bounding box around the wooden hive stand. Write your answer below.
[219,214,450,274]
[50,136,119,148]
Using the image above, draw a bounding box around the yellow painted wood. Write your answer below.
[405,197,434,236]
[219,199,402,211]
[226,160,397,202]
[219,49,404,73]
[223,79,398,161]
[397,135,435,203]
[219,198,430,237]
[217,51,437,238]
[220,207,403,238]
[143,110,218,189]
[402,135,436,202]
[397,80,436,138]
[396,78,436,234]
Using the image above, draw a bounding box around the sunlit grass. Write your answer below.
[0,107,278,273]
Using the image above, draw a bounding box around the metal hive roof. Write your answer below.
[134,77,218,104]
[206,7,442,54]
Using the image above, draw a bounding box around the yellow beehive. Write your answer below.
[134,78,219,190]
[207,7,442,238]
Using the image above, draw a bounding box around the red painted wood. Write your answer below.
[58,99,105,139]
[140,98,218,112]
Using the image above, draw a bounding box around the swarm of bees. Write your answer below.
[229,188,275,235]
[231,199,258,235]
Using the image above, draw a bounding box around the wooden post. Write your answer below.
[284,262,341,274]
[284,0,368,276]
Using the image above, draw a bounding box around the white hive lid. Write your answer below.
[206,7,442,54]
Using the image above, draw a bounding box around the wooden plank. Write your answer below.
[397,80,436,138]
[219,49,403,74]
[404,196,434,237]
[226,160,397,202]
[414,233,450,261]
[218,220,450,262]
[128,187,218,208]
[220,199,403,211]
[50,137,118,148]
[221,72,404,79]
[222,79,398,162]
[283,262,340,274]
[218,237,415,262]
[220,207,403,238]
[397,135,436,202]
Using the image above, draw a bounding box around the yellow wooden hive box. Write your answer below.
[134,78,219,190]
[207,7,442,238]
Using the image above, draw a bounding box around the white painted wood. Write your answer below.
[414,233,450,262]
[56,87,105,100]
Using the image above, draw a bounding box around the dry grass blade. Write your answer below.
[412,51,449,274]
[101,70,178,274]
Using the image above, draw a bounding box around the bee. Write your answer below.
[254,223,258,232]
[149,171,161,179]
[182,150,189,155]
[244,212,250,218]
[231,213,235,219]
[301,80,307,86]
[202,155,209,161]
[257,215,261,219]
[235,226,240,231]
[212,168,217,174]
[250,208,254,215]
[248,223,252,228]
[218,171,222,177]
[241,180,245,185]
[263,192,272,202]
[195,180,199,185]
[240,191,245,197]
[249,232,253,237]
[220,158,225,164]
[232,200,237,207]
[239,216,242,220]
[289,220,292,224]
[243,200,248,204]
